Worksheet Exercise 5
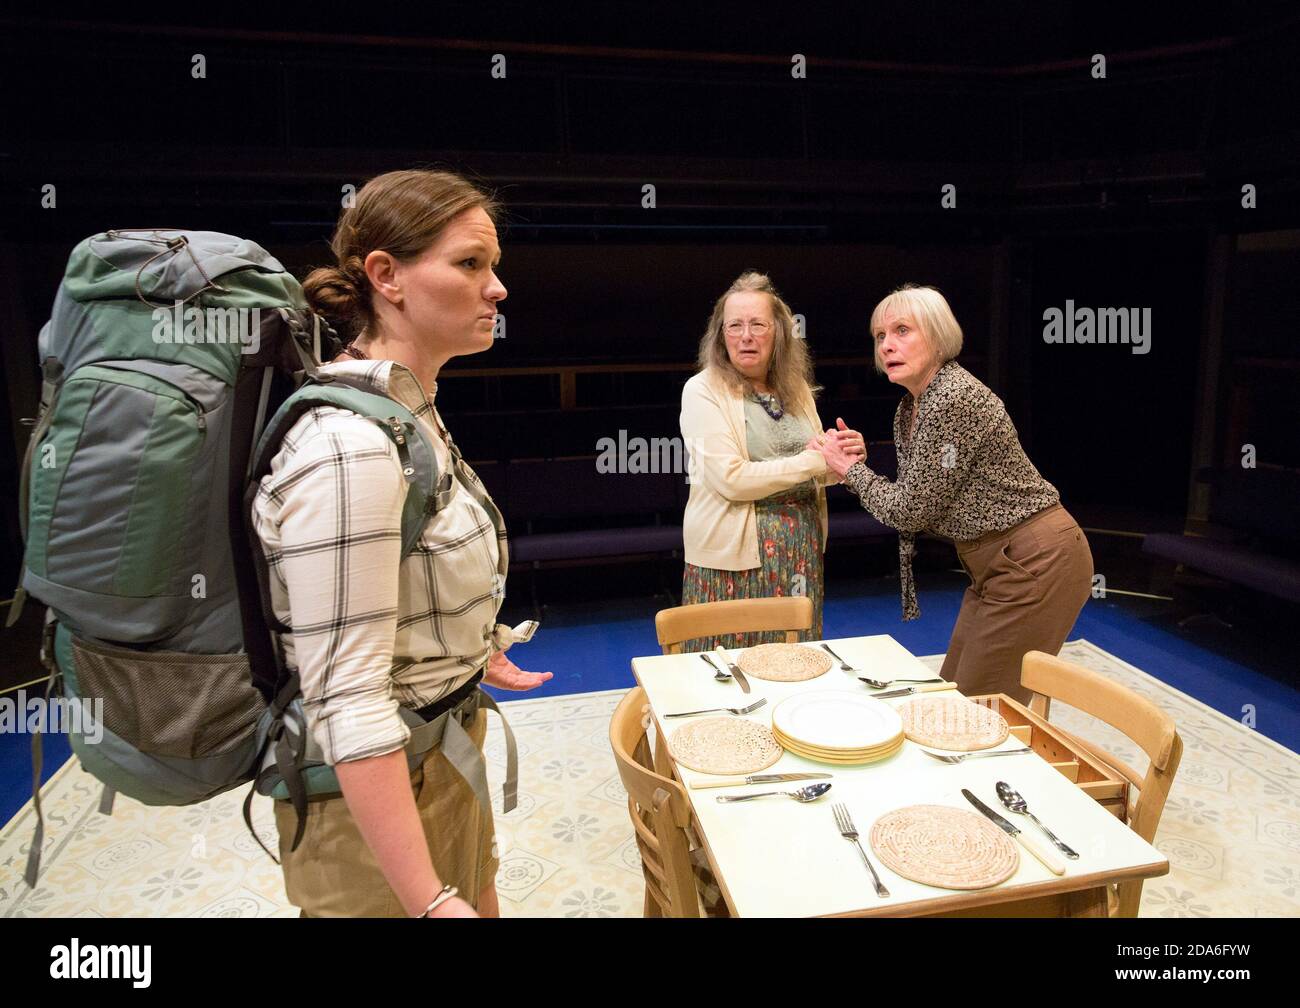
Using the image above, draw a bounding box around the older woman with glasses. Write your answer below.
[678,271,866,649]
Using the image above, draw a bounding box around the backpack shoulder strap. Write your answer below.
[250,373,443,558]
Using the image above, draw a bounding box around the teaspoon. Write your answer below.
[716,782,833,803]
[699,653,732,681]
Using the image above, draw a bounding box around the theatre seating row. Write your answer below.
[1142,467,1300,605]
[467,443,899,570]
[446,397,901,464]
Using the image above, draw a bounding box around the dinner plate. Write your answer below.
[771,723,903,758]
[775,730,905,765]
[771,691,904,750]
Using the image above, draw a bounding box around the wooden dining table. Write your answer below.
[630,634,1170,917]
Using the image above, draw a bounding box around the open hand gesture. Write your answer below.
[484,650,554,691]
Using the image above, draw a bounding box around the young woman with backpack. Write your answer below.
[251,169,552,917]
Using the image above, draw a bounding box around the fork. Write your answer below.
[831,803,889,898]
[663,699,768,718]
[820,643,854,672]
[920,746,1033,764]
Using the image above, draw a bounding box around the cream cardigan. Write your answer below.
[680,368,830,571]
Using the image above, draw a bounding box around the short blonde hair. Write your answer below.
[869,284,963,374]
[697,271,818,408]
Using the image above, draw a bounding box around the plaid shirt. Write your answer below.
[251,359,509,766]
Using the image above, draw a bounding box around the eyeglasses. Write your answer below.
[724,320,772,337]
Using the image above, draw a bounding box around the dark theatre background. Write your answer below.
[1,5,1297,710]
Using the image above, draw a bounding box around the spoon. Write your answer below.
[859,676,945,689]
[716,782,833,803]
[995,781,1080,859]
[699,653,731,682]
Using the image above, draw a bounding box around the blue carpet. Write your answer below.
[5,582,1297,826]
[483,597,663,702]
[0,724,70,827]
[1071,601,1300,753]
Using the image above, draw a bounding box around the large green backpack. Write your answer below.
[9,229,441,886]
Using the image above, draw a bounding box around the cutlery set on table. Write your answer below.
[659,640,1082,898]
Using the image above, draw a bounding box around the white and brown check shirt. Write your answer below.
[251,359,509,766]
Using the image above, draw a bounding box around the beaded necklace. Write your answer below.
[750,388,784,422]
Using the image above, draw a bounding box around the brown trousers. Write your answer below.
[273,708,498,918]
[940,504,1093,704]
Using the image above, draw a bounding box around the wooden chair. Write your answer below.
[1020,650,1184,918]
[654,596,814,655]
[651,596,814,777]
[609,686,713,917]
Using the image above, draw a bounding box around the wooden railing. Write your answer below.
[441,356,881,408]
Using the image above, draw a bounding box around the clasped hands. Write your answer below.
[807,417,867,480]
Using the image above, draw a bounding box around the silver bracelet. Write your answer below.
[418,884,458,918]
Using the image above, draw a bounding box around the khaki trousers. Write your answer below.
[273,707,498,918]
[940,504,1093,704]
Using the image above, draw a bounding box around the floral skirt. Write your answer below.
[681,485,824,651]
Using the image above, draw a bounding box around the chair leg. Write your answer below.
[643,886,664,918]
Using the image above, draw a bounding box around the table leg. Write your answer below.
[1064,885,1110,918]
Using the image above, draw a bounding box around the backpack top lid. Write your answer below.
[42,229,311,385]
[65,229,292,304]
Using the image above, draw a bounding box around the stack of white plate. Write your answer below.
[770,691,905,765]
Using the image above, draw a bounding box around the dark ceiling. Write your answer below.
[9,3,1297,67]
[2,4,1297,243]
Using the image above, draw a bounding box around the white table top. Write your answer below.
[631,635,1169,917]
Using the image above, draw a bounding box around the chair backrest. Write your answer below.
[655,597,814,654]
[608,687,703,918]
[1020,650,1184,917]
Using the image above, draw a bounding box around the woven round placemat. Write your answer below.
[869,805,1019,890]
[668,717,784,775]
[735,643,834,682]
[898,695,1010,751]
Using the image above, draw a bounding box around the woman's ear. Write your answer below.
[364,250,403,306]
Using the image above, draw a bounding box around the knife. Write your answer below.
[961,788,1067,876]
[691,773,832,790]
[866,681,958,698]
[714,645,752,694]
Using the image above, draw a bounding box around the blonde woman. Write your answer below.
[679,271,865,648]
[810,284,1093,702]
[252,170,552,918]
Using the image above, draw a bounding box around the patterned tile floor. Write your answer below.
[1,639,1296,917]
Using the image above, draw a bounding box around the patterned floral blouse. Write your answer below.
[843,361,1059,621]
